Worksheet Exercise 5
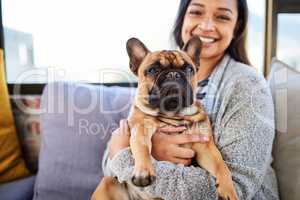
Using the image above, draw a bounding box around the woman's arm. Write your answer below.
[214,75,277,199]
[109,147,218,200]
[102,119,131,177]
[102,123,205,175]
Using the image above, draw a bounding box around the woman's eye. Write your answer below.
[189,10,202,16]
[217,15,231,21]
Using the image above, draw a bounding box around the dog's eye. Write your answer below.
[146,66,160,76]
[185,65,194,75]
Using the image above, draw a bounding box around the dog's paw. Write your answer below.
[215,179,239,200]
[131,165,156,187]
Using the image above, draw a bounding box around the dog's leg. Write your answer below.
[91,176,130,200]
[129,116,157,187]
[191,119,239,200]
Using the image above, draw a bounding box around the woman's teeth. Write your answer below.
[199,36,216,43]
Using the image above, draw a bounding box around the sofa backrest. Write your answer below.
[268,58,300,200]
[34,82,135,200]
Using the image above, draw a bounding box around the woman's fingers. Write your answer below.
[151,132,209,162]
[158,126,210,144]
[109,119,131,159]
[119,119,130,136]
[170,133,210,144]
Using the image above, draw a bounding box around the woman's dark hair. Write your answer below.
[172,0,251,65]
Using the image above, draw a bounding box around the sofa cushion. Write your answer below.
[34,82,134,200]
[0,49,30,183]
[0,175,35,200]
[268,58,300,200]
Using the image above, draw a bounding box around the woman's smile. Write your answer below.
[198,36,217,44]
[197,35,219,47]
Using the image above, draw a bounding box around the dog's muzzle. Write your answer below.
[149,70,194,112]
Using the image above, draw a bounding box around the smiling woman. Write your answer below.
[100,0,279,199]
[179,0,240,60]
[1,0,266,84]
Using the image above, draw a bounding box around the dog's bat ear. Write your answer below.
[182,36,202,68]
[126,38,149,75]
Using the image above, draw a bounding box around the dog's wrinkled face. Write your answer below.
[127,37,202,114]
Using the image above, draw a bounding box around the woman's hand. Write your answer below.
[109,120,210,166]
[108,119,131,159]
[151,126,210,166]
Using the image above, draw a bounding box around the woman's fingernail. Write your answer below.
[202,136,209,142]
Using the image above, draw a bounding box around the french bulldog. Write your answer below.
[92,37,238,200]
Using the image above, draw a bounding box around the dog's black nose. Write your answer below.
[163,97,180,111]
[165,71,181,80]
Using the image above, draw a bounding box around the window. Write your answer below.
[2,0,266,84]
[277,14,300,72]
[2,0,179,83]
[247,0,266,73]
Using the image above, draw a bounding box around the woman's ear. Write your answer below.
[126,38,149,75]
[182,36,202,67]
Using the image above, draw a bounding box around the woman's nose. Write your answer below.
[197,17,216,31]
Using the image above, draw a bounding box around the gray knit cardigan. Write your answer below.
[102,54,279,200]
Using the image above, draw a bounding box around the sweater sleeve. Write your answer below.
[105,75,276,200]
[215,75,276,200]
[109,147,218,200]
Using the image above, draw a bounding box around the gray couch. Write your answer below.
[0,59,299,200]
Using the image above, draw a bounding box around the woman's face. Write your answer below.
[181,0,238,60]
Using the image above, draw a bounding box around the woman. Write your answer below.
[103,0,279,199]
